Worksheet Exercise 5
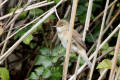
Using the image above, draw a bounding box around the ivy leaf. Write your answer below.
[52,57,59,63]
[35,67,44,76]
[42,68,51,79]
[23,34,33,45]
[39,47,51,55]
[0,67,9,80]
[29,9,44,18]
[35,55,52,68]
[9,8,27,19]
[54,0,60,3]
[97,59,112,69]
[29,72,39,80]
[50,67,62,80]
[102,43,114,55]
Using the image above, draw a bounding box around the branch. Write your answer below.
[109,30,120,80]
[74,0,93,79]
[89,0,110,79]
[0,1,54,20]
[69,24,120,80]
[0,0,65,63]
[62,0,79,80]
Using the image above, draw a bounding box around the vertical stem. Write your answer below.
[89,0,109,79]
[62,0,79,80]
[109,30,120,80]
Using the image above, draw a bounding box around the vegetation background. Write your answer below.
[0,0,120,80]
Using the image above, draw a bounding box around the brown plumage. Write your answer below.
[55,20,92,68]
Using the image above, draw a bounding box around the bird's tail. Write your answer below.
[78,49,92,68]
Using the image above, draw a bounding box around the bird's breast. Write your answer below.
[57,32,68,48]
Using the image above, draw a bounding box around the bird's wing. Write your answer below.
[72,30,87,50]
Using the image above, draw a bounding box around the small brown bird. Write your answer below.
[54,20,92,67]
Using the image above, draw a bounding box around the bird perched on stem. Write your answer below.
[54,20,92,68]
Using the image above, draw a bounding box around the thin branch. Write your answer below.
[0,0,8,8]
[0,8,49,47]
[62,0,79,80]
[96,47,114,62]
[90,0,117,27]
[115,67,120,80]
[98,69,108,80]
[64,5,71,18]
[69,24,120,80]
[0,0,33,55]
[74,0,93,79]
[0,0,65,63]
[0,1,54,20]
[109,30,120,80]
[89,0,109,79]
[103,8,120,35]
[105,0,116,25]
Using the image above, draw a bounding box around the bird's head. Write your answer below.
[55,20,69,33]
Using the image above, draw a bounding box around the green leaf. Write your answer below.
[35,55,52,67]
[97,59,112,69]
[54,0,60,3]
[23,34,33,45]
[0,67,9,80]
[19,11,27,19]
[51,46,66,57]
[50,67,62,80]
[29,9,44,18]
[40,47,51,55]
[117,54,120,66]
[102,43,114,55]
[14,24,32,40]
[37,24,42,30]
[35,67,44,76]
[42,68,51,79]
[86,34,94,42]
[29,72,39,80]
[30,43,37,49]
[52,57,59,63]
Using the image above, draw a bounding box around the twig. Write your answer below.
[82,0,93,41]
[0,0,8,8]
[64,5,71,18]
[74,0,93,79]
[88,8,120,57]
[0,8,49,47]
[62,0,79,80]
[0,23,15,55]
[90,0,117,27]
[98,69,108,80]
[69,24,120,80]
[0,0,33,56]
[115,67,120,80]
[55,8,60,20]
[96,47,114,62]
[89,0,109,79]
[103,8,120,35]
[105,0,116,25]
[0,0,65,63]
[0,1,54,20]
[109,30,120,80]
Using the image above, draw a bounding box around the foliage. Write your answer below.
[0,67,9,80]
[97,59,112,69]
[29,45,65,80]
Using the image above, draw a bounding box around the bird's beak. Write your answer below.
[52,26,57,27]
